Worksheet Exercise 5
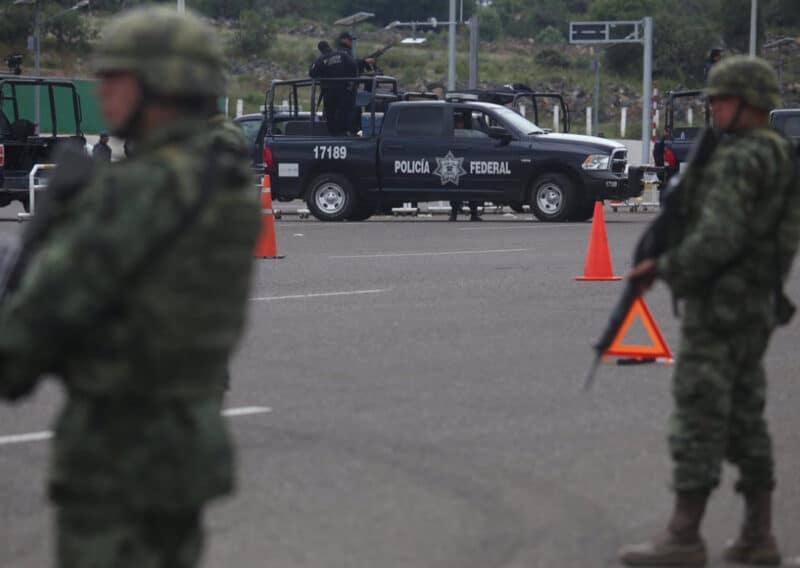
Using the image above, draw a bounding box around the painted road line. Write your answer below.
[251,289,388,302]
[222,406,273,417]
[329,248,530,259]
[0,406,273,447]
[457,225,567,231]
[0,431,52,446]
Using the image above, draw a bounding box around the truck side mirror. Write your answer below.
[488,126,512,144]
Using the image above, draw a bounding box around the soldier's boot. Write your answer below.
[619,490,709,566]
[722,491,781,566]
[469,212,481,222]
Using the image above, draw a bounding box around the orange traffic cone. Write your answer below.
[254,175,282,258]
[576,201,621,281]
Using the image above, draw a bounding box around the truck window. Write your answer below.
[394,107,444,136]
[781,116,800,139]
[237,118,261,146]
[669,95,706,141]
[452,109,489,138]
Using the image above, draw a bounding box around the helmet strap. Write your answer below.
[111,78,153,140]
[722,99,747,133]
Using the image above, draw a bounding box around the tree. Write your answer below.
[42,6,94,49]
[0,9,33,46]
[474,6,502,42]
[229,8,276,57]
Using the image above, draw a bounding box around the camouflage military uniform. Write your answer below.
[620,56,799,567]
[0,8,260,568]
[657,125,799,493]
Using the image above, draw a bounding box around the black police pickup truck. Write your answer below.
[263,77,639,222]
[0,78,86,210]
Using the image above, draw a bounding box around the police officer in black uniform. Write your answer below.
[309,33,359,136]
[336,31,378,134]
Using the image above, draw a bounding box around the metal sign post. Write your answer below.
[570,18,654,164]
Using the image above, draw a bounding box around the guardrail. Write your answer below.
[18,163,56,221]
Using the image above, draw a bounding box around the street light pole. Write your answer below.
[447,0,456,91]
[177,0,184,14]
[749,0,758,56]
[33,0,41,126]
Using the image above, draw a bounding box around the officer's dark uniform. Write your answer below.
[92,133,112,162]
[309,42,357,136]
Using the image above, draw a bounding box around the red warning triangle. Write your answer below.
[604,297,673,360]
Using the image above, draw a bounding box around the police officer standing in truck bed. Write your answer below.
[309,33,359,136]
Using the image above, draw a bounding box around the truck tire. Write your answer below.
[347,196,377,221]
[306,173,356,222]
[529,172,576,222]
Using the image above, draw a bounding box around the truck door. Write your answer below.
[378,105,448,198]
[449,107,521,201]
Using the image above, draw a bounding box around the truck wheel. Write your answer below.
[347,197,376,221]
[306,174,356,222]
[529,173,576,222]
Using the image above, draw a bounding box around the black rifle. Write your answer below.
[584,127,720,390]
[362,41,395,73]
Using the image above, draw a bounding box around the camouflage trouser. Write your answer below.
[669,317,775,494]
[56,504,203,568]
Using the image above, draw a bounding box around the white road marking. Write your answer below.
[329,248,529,259]
[457,225,565,231]
[0,406,273,447]
[0,431,52,446]
[250,289,388,302]
[222,406,272,417]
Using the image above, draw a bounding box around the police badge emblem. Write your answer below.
[434,151,467,186]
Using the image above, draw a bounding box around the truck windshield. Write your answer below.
[494,107,545,135]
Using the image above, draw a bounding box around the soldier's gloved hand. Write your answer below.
[627,258,658,295]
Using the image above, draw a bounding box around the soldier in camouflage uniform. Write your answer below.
[0,7,260,567]
[619,56,800,566]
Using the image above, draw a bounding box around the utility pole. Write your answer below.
[641,16,653,164]
[447,0,456,91]
[177,0,184,14]
[34,0,41,126]
[592,52,600,136]
[749,0,758,55]
[468,14,479,89]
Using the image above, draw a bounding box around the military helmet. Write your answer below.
[92,6,226,97]
[705,55,781,111]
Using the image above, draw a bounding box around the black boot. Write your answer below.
[723,490,781,565]
[619,491,709,566]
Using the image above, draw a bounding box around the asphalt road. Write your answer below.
[1,205,799,567]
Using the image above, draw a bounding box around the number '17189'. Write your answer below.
[313,145,347,160]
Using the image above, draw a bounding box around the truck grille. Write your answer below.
[611,148,627,174]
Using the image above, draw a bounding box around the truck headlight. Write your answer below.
[582,154,610,170]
